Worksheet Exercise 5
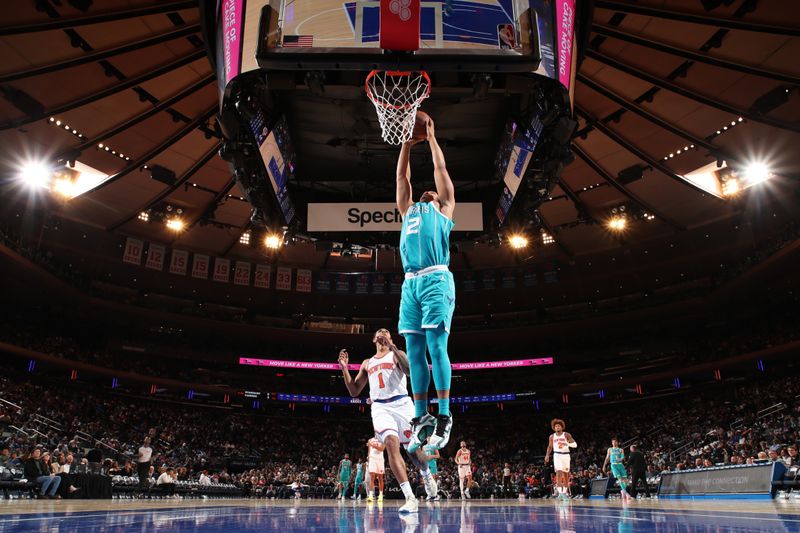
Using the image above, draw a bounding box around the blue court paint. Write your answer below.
[2,501,800,532]
[344,0,514,46]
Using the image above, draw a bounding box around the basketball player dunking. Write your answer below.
[366,438,385,502]
[396,116,457,452]
[544,419,577,500]
[454,441,472,499]
[338,329,438,513]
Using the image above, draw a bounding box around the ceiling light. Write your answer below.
[138,212,150,222]
[17,161,51,189]
[509,235,528,249]
[239,231,251,245]
[721,178,740,197]
[742,162,771,185]
[264,234,283,249]
[166,218,185,232]
[52,177,76,199]
[542,233,555,245]
[607,216,627,231]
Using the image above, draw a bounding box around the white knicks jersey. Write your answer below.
[552,432,570,453]
[368,441,384,462]
[367,351,408,401]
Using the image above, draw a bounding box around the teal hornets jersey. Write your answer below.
[610,447,624,465]
[423,444,438,474]
[399,202,454,272]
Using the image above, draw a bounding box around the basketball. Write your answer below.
[413,110,431,141]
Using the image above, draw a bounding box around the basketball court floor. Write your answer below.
[1,499,799,532]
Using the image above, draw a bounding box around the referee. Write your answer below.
[627,445,650,498]
[137,437,153,492]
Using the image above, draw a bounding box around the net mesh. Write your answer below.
[366,70,430,145]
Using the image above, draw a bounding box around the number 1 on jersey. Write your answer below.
[377,373,385,389]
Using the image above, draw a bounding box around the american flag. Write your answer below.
[282,35,314,47]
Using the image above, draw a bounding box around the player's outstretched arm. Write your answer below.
[338,350,368,397]
[602,449,610,473]
[396,143,415,216]
[426,119,455,219]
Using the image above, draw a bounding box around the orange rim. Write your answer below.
[365,70,431,110]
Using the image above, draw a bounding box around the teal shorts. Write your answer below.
[354,475,363,486]
[339,471,351,483]
[610,463,627,480]
[428,461,438,475]
[398,270,455,335]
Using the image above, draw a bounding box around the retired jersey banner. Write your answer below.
[501,268,516,289]
[355,274,369,294]
[169,249,189,275]
[254,264,271,288]
[315,271,331,292]
[296,269,312,293]
[122,237,144,265]
[523,266,537,287]
[233,261,251,286]
[482,270,497,290]
[307,202,483,232]
[145,243,166,271]
[192,254,210,279]
[213,258,231,283]
[390,274,403,294]
[276,266,292,291]
[463,270,477,292]
[372,274,387,295]
[335,274,350,293]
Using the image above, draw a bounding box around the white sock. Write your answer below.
[459,478,465,493]
[400,481,414,500]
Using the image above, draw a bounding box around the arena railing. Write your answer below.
[730,402,786,430]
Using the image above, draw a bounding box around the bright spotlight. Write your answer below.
[166,218,185,232]
[18,161,51,189]
[607,216,627,231]
[742,162,771,185]
[264,234,283,249]
[542,233,555,245]
[509,235,528,249]
[721,178,740,197]
[52,177,76,198]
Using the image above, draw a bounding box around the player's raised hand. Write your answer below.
[426,116,436,140]
[338,349,349,370]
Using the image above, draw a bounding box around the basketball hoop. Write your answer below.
[366,70,431,145]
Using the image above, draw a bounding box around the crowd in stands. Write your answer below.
[2,361,798,499]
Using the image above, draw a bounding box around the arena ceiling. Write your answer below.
[1,0,798,270]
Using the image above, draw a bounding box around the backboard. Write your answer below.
[257,0,544,72]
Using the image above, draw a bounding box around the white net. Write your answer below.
[366,70,430,145]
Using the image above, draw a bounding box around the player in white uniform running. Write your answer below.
[544,418,577,499]
[366,438,386,501]
[338,328,438,513]
[454,441,472,499]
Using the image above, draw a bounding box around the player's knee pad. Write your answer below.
[404,333,430,394]
[425,328,451,390]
